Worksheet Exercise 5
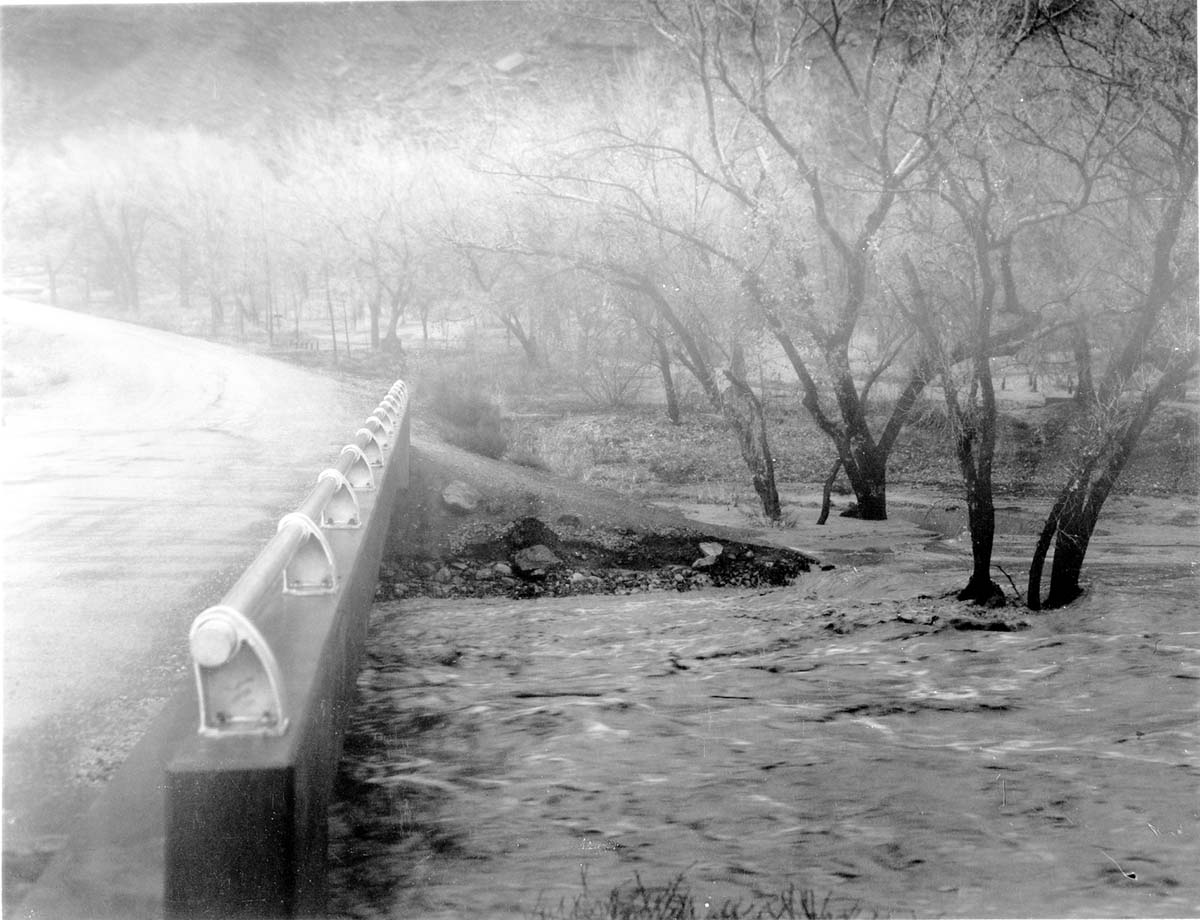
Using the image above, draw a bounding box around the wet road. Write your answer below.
[1,299,379,848]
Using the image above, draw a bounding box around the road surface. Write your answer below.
[1,299,384,850]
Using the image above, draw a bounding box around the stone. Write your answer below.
[556,513,583,527]
[434,566,453,583]
[493,51,528,74]
[505,517,560,551]
[512,544,562,576]
[442,481,480,514]
[692,555,720,570]
[493,562,513,576]
[699,541,724,558]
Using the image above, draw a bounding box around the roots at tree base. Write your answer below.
[956,575,1006,607]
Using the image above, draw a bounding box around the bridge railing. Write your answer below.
[162,379,410,919]
[23,379,411,920]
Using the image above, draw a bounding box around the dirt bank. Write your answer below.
[379,435,818,604]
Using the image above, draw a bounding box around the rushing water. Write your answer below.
[329,559,1199,918]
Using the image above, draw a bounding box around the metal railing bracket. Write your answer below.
[340,444,375,490]
[189,605,289,737]
[317,468,361,528]
[370,406,396,435]
[355,427,386,467]
[278,512,338,594]
[364,416,390,448]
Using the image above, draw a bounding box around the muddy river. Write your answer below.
[328,493,1199,918]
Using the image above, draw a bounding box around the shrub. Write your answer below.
[445,418,507,459]
[426,364,508,460]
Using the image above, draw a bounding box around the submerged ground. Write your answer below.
[327,435,1200,918]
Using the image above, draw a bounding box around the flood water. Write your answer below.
[329,499,1199,918]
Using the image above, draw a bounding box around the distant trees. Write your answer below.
[3,152,80,307]
[1,118,461,352]
[492,0,1079,523]
[3,0,1192,606]
[149,129,277,335]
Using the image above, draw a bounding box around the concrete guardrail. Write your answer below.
[23,380,411,920]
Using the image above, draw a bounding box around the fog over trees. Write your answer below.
[3,0,1195,608]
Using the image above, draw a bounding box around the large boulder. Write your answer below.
[505,516,561,551]
[441,481,481,514]
[693,540,724,569]
[511,544,562,577]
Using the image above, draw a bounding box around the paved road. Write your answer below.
[1,299,384,849]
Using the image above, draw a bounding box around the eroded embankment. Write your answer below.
[376,439,817,603]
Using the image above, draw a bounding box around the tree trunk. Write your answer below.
[382,289,405,346]
[293,289,302,346]
[129,267,141,315]
[209,292,224,335]
[115,260,140,315]
[841,444,889,520]
[235,292,246,341]
[655,336,681,425]
[264,250,274,348]
[754,287,894,521]
[1031,362,1189,609]
[1026,481,1074,610]
[817,457,843,525]
[178,246,192,315]
[1072,324,1095,408]
[957,471,1004,605]
[1043,488,1096,609]
[44,257,58,307]
[722,373,781,522]
[502,313,540,365]
[325,270,339,364]
[369,287,382,350]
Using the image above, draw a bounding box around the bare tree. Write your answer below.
[3,151,81,306]
[65,132,156,315]
[502,1,1072,519]
[1025,0,1198,608]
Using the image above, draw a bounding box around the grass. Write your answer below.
[492,382,1198,503]
[529,870,873,920]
